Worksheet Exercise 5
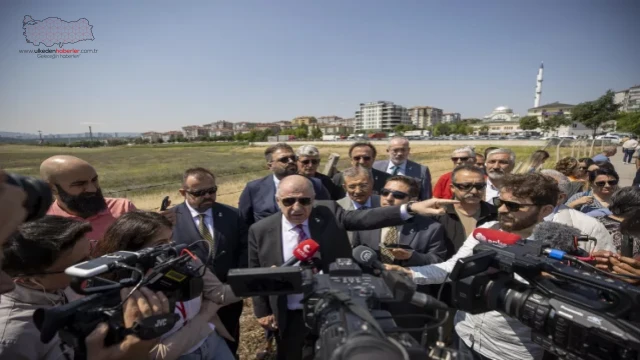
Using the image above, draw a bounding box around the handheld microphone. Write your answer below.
[472,228,521,247]
[281,239,320,267]
[352,245,384,271]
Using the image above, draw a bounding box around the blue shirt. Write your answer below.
[592,154,609,162]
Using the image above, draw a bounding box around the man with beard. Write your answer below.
[239,143,330,228]
[386,173,558,360]
[40,155,137,242]
[484,148,516,204]
[171,167,246,356]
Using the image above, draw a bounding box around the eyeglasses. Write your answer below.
[353,156,372,161]
[275,156,297,164]
[452,182,486,191]
[451,157,470,162]
[281,197,312,207]
[187,186,218,197]
[301,159,320,165]
[594,180,619,187]
[493,198,538,212]
[380,188,409,200]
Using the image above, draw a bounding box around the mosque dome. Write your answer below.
[494,106,513,113]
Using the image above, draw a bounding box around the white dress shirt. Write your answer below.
[351,197,372,210]
[484,178,500,204]
[386,161,407,176]
[281,216,310,310]
[185,201,214,238]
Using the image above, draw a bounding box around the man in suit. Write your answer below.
[239,143,330,228]
[432,147,476,200]
[333,141,390,198]
[248,175,459,360]
[373,137,433,200]
[171,167,247,355]
[296,144,343,200]
[336,166,380,244]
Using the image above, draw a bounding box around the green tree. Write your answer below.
[539,114,572,135]
[519,116,540,131]
[479,125,490,134]
[433,123,451,136]
[263,128,274,137]
[294,124,309,139]
[617,111,640,135]
[310,127,323,139]
[571,90,620,138]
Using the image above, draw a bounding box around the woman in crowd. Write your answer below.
[591,187,640,257]
[554,157,585,198]
[95,211,238,360]
[0,216,93,359]
[515,149,550,174]
[576,157,595,181]
[565,168,619,214]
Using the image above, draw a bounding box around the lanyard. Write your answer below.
[176,301,188,326]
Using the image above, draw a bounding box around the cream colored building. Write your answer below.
[472,122,522,135]
[292,116,318,126]
[483,106,520,122]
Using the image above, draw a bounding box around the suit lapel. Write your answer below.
[262,175,280,213]
[308,208,326,242]
[405,160,418,178]
[399,220,418,246]
[210,204,225,254]
[272,215,285,264]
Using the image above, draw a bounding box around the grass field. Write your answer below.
[1,142,570,359]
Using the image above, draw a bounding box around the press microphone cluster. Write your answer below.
[281,239,320,267]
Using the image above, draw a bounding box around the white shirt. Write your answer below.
[623,139,639,150]
[351,197,372,210]
[161,296,215,355]
[386,161,407,176]
[484,178,500,204]
[185,201,214,238]
[281,216,310,310]
[409,221,543,360]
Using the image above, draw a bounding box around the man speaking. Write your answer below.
[248,174,457,360]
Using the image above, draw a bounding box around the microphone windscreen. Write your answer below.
[472,228,521,246]
[352,245,378,268]
[533,221,582,253]
[293,239,320,262]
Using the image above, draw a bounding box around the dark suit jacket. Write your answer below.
[434,202,498,259]
[238,174,330,227]
[248,201,406,332]
[351,215,446,266]
[171,202,248,281]
[373,159,433,200]
[331,168,390,199]
[313,172,343,201]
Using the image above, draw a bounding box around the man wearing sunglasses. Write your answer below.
[248,174,459,360]
[337,166,381,243]
[386,173,560,360]
[373,137,433,200]
[172,167,247,355]
[433,147,476,199]
[296,145,343,200]
[332,141,390,198]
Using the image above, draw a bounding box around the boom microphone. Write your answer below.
[472,228,521,247]
[281,239,320,267]
[532,222,585,255]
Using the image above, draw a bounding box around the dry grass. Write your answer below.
[2,142,575,359]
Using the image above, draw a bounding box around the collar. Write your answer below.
[389,161,407,171]
[352,197,372,209]
[2,284,68,306]
[273,174,281,189]
[51,199,110,221]
[282,216,309,232]
[185,201,213,219]
[486,177,499,190]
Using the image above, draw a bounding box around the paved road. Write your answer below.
[608,151,638,187]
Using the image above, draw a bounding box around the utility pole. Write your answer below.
[89,126,94,142]
[38,130,43,145]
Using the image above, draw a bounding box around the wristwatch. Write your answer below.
[406,201,417,215]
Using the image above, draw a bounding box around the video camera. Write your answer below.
[449,239,640,360]
[228,256,445,360]
[33,242,206,360]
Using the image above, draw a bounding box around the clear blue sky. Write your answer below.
[1,0,639,134]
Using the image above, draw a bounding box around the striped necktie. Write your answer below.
[198,214,215,255]
[294,224,307,243]
[392,166,399,175]
[380,226,398,263]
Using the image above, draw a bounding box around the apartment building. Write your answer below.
[355,101,411,131]
[408,106,443,128]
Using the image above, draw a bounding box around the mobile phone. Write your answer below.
[65,251,139,278]
[160,196,170,211]
[382,244,413,250]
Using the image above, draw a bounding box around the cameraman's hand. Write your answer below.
[85,287,170,360]
[592,250,616,271]
[0,170,28,248]
[384,264,412,276]
[257,315,277,331]
[610,256,640,285]
[410,198,459,216]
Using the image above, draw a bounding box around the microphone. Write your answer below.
[281,239,320,267]
[352,246,448,310]
[532,222,590,260]
[472,228,521,247]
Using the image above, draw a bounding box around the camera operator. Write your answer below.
[592,208,640,285]
[386,173,559,360]
[95,210,240,360]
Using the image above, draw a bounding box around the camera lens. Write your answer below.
[5,174,53,221]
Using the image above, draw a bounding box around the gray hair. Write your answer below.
[296,145,320,157]
[540,169,570,195]
[342,166,373,182]
[452,146,475,158]
[388,136,409,146]
[487,148,516,163]
[275,175,315,198]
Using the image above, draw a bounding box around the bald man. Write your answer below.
[248,175,458,360]
[41,155,136,242]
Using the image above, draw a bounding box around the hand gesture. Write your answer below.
[410,198,459,216]
[390,248,413,260]
[383,264,412,275]
[570,196,593,208]
[257,314,278,330]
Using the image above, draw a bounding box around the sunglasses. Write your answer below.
[187,186,218,197]
[275,156,297,164]
[451,157,470,162]
[281,197,312,207]
[353,156,372,161]
[594,180,619,187]
[301,159,320,165]
[380,188,409,200]
[493,198,538,212]
[452,182,486,191]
